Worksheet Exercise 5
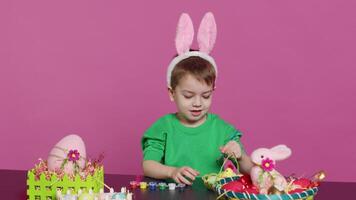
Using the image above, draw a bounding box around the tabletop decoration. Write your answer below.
[202,153,241,191]
[56,187,133,200]
[213,145,325,200]
[26,134,105,200]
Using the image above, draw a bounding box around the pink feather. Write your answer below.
[197,12,217,54]
[175,13,194,55]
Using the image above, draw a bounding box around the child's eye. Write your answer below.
[183,95,193,99]
[202,95,211,99]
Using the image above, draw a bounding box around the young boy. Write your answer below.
[141,13,253,185]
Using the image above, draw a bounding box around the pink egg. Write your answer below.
[47,134,86,175]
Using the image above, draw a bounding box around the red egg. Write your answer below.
[249,185,258,190]
[309,181,320,188]
[293,178,311,188]
[222,181,245,192]
[239,174,253,186]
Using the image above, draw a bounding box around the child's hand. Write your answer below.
[169,166,200,185]
[220,141,242,159]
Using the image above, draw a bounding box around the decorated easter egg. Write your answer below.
[222,181,245,192]
[309,181,320,187]
[239,174,253,187]
[217,168,237,179]
[78,193,94,200]
[207,174,217,184]
[224,159,238,173]
[47,134,86,175]
[293,178,311,189]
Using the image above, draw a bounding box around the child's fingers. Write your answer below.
[173,176,181,184]
[232,147,242,158]
[232,151,241,159]
[220,146,226,153]
[182,171,195,181]
[182,169,197,181]
[185,167,199,177]
[226,141,236,148]
[220,143,233,153]
[177,174,192,185]
[223,141,241,155]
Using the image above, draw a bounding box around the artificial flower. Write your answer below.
[67,149,80,162]
[261,158,275,172]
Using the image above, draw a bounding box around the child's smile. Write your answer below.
[190,109,202,117]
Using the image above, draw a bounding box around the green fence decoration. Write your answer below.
[26,167,104,200]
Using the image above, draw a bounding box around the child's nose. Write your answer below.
[192,97,202,107]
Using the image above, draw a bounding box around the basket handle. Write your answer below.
[218,153,240,175]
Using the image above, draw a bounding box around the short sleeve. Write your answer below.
[141,121,167,162]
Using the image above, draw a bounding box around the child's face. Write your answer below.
[169,74,213,127]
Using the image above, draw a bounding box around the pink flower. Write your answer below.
[67,149,80,162]
[261,158,275,172]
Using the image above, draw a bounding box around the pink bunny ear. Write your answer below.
[270,145,292,161]
[197,12,217,54]
[175,13,194,55]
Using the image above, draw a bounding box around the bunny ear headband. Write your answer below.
[167,12,218,88]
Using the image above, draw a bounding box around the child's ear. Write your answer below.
[168,87,175,102]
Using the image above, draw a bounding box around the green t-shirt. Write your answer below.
[141,113,244,176]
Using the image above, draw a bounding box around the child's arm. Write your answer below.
[237,153,254,174]
[142,118,199,184]
[142,160,199,185]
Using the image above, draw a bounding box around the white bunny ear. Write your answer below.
[270,145,292,161]
[197,12,217,54]
[175,13,194,55]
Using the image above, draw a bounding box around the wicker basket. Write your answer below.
[202,154,240,191]
[215,176,318,200]
[26,166,104,200]
[202,173,220,190]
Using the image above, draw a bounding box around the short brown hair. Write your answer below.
[170,56,216,90]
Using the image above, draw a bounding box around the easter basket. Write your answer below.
[202,154,241,191]
[26,166,104,200]
[202,173,218,190]
[215,176,318,200]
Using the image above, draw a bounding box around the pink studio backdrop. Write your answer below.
[1,1,355,182]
